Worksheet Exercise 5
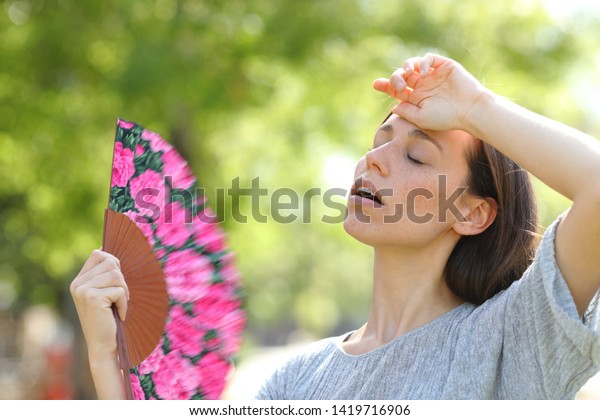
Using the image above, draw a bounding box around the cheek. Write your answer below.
[387,173,440,217]
[385,171,468,226]
[405,175,467,225]
[407,189,439,219]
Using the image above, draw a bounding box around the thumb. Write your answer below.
[373,78,411,102]
[372,78,396,96]
[392,101,422,125]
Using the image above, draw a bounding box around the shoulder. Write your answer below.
[467,213,600,397]
[253,335,344,400]
[281,335,343,371]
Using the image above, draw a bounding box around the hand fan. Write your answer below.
[102,208,169,399]
[103,118,245,400]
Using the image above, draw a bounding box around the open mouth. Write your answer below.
[355,187,383,205]
[351,178,384,206]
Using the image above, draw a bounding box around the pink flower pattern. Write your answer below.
[129,170,167,221]
[135,144,145,157]
[137,342,165,375]
[153,351,202,400]
[142,129,171,153]
[130,374,145,400]
[165,306,205,357]
[119,120,134,129]
[110,119,245,400]
[164,249,215,302]
[155,201,192,248]
[162,148,195,190]
[111,141,135,188]
[197,353,232,399]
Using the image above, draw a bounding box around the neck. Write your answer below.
[348,233,465,351]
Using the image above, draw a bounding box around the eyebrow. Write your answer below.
[373,123,394,147]
[379,123,393,133]
[408,129,443,152]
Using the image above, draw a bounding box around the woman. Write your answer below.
[255,53,600,399]
[71,53,600,399]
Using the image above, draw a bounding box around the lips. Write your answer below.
[350,177,384,206]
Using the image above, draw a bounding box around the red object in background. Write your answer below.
[42,342,75,399]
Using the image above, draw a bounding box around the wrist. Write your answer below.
[88,348,119,371]
[462,86,498,139]
[88,349,126,399]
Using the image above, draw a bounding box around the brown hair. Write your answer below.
[444,140,540,305]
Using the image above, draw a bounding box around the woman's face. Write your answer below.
[344,114,476,248]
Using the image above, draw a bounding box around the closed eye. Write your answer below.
[407,154,423,165]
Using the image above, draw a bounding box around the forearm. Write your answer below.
[466,89,600,314]
[465,90,600,202]
[89,351,126,399]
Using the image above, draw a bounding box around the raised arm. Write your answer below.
[70,249,128,399]
[374,53,600,316]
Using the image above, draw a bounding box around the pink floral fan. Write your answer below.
[104,118,245,400]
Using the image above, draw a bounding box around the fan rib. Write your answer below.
[102,209,168,368]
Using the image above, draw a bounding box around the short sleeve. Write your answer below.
[254,370,280,400]
[253,337,343,400]
[253,347,306,400]
[500,212,600,398]
[254,360,291,400]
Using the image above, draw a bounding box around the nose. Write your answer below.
[365,146,389,176]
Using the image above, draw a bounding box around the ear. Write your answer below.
[452,196,497,236]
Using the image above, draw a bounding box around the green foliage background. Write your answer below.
[1,0,599,349]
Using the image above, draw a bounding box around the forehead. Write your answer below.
[380,114,475,153]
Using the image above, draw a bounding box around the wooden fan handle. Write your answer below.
[112,304,134,400]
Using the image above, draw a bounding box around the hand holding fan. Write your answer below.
[103,119,245,399]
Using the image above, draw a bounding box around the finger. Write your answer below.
[84,258,124,282]
[373,78,412,102]
[390,69,421,96]
[85,285,129,322]
[420,53,448,77]
[80,269,129,299]
[403,60,414,77]
[72,261,129,301]
[109,287,128,322]
[392,66,421,90]
[72,257,122,293]
[77,249,104,277]
[373,77,399,97]
[391,102,422,126]
[405,73,421,90]
[78,249,121,277]
[389,69,407,92]
[403,57,422,75]
[420,53,434,77]
[419,60,430,78]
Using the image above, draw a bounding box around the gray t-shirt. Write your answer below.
[255,215,600,399]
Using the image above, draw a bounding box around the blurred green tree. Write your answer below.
[1,0,598,344]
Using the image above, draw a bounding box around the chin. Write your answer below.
[343,210,392,247]
[343,215,369,245]
[343,207,438,249]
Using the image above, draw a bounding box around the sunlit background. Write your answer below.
[1,0,599,399]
